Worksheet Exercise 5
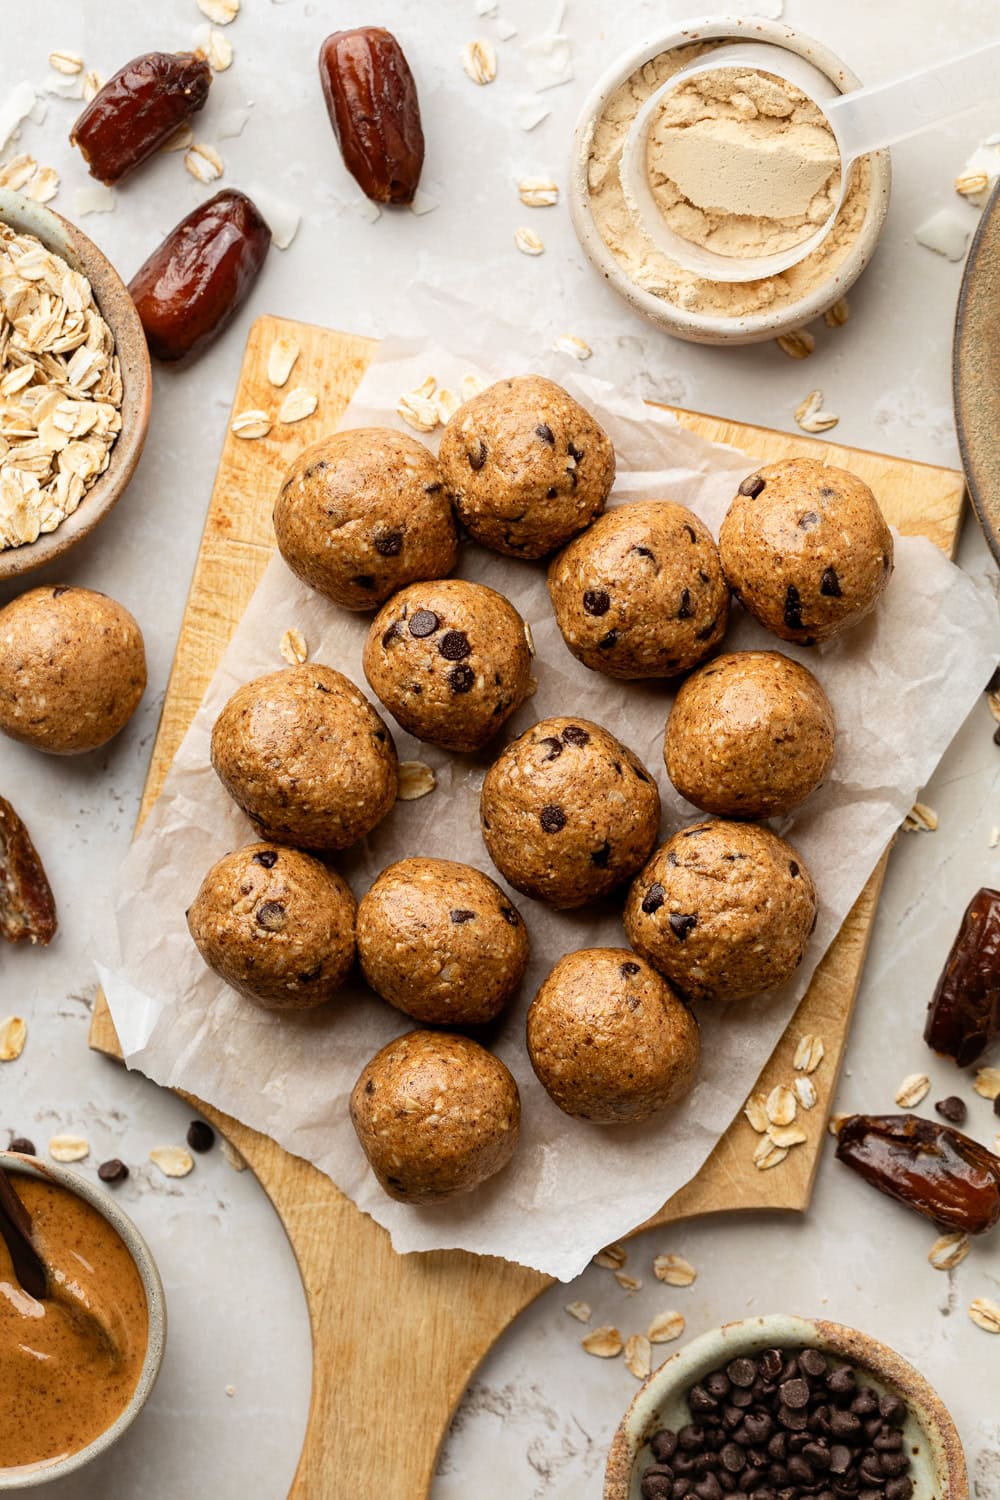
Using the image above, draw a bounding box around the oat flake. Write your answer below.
[49,50,84,76]
[279,628,308,666]
[615,1271,642,1294]
[185,142,223,183]
[0,1016,27,1061]
[514,225,545,256]
[565,1300,591,1323]
[552,334,592,360]
[196,0,240,22]
[648,1309,685,1344]
[824,297,850,328]
[776,330,814,359]
[397,761,436,801]
[82,71,103,103]
[434,387,460,423]
[793,1034,825,1074]
[928,1232,970,1271]
[973,1067,1000,1101]
[794,1076,818,1111]
[49,1133,89,1162]
[518,175,558,207]
[231,409,271,440]
[397,378,439,433]
[652,1253,695,1287]
[765,1084,797,1127]
[624,1333,651,1380]
[161,122,194,154]
[23,167,59,204]
[582,1325,623,1358]
[828,1113,851,1137]
[279,387,318,424]
[0,154,38,191]
[794,389,838,434]
[593,1242,626,1271]
[753,1137,789,1171]
[903,802,938,832]
[267,335,299,388]
[461,39,497,85]
[194,24,234,71]
[150,1145,195,1178]
[743,1091,769,1133]
[768,1123,807,1149]
[969,1297,1000,1334]
[895,1072,931,1109]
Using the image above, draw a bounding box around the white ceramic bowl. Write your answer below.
[0,1151,167,1489]
[568,16,892,346]
[605,1313,968,1500]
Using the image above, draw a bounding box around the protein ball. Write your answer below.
[527,947,700,1124]
[438,375,615,559]
[273,427,457,611]
[187,842,356,1010]
[357,857,529,1025]
[480,716,661,909]
[547,501,729,678]
[362,578,533,752]
[623,820,817,1003]
[0,585,146,755]
[350,1030,520,1204]
[719,457,894,644]
[665,650,835,819]
[210,663,397,851]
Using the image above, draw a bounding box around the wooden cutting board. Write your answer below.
[89,315,966,1498]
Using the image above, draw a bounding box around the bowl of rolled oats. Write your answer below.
[0,188,151,580]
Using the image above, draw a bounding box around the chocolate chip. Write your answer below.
[539,736,563,761]
[598,629,619,649]
[799,511,820,530]
[298,965,323,983]
[565,465,578,489]
[583,588,611,616]
[879,1395,906,1429]
[9,1137,35,1155]
[591,841,611,868]
[789,861,800,878]
[424,481,442,494]
[759,1350,784,1381]
[98,1158,129,1183]
[256,900,287,931]
[540,804,566,833]
[374,529,403,556]
[669,913,697,941]
[695,617,718,641]
[934,1095,967,1124]
[52,584,73,597]
[382,622,402,648]
[365,1079,375,1095]
[314,680,332,692]
[561,724,590,746]
[546,485,558,499]
[784,584,804,632]
[409,609,439,638]
[620,961,640,976]
[678,588,693,620]
[535,423,555,444]
[651,1430,678,1462]
[468,437,487,470]
[820,566,843,598]
[800,1349,827,1378]
[500,906,519,926]
[450,909,476,924]
[633,545,656,561]
[448,664,475,693]
[642,884,665,914]
[439,630,471,660]
[738,473,765,498]
[780,1379,810,1411]
[567,440,584,462]
[352,574,375,589]
[252,849,278,868]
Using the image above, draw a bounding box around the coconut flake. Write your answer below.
[216,105,253,140]
[73,184,116,216]
[914,209,970,261]
[520,31,573,92]
[496,18,518,40]
[0,82,37,152]
[409,188,440,216]
[516,99,551,131]
[250,186,300,249]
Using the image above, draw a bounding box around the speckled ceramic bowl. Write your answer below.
[0,1151,167,1489]
[568,16,892,346]
[605,1313,968,1500]
[0,188,151,582]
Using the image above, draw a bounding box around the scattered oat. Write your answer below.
[753,1137,789,1171]
[518,175,558,207]
[221,1138,247,1171]
[624,1333,651,1380]
[230,409,271,440]
[434,387,460,423]
[0,154,38,191]
[743,1092,769,1134]
[768,1124,807,1149]
[794,1076,818,1111]
[915,209,970,261]
[824,297,849,328]
[776,329,814,359]
[828,1113,850,1137]
[956,171,990,200]
[279,387,318,424]
[514,225,545,256]
[279,628,308,666]
[793,1034,825,1074]
[397,377,439,433]
[582,1325,623,1358]
[461,39,497,85]
[648,1309,685,1344]
[0,1016,27,1061]
[794,389,838,434]
[653,1253,696,1287]
[593,1242,627,1271]
[225,1384,236,1397]
[49,50,84,76]
[23,167,59,204]
[903,802,938,833]
[160,121,195,154]
[895,1072,931,1109]
[267,335,299,388]
[615,1271,642,1295]
[565,1300,591,1323]
[765,1084,797,1127]
[397,761,436,801]
[196,0,240,22]
[73,184,115,216]
[185,142,223,183]
[82,71,103,103]
[523,620,535,656]
[461,372,486,401]
[49,1133,89,1163]
[974,1067,1000,1101]
[149,1145,195,1179]
[969,1297,1000,1334]
[194,24,234,71]
[552,333,592,360]
[928,1231,971,1271]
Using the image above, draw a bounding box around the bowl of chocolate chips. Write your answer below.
[605,1313,967,1500]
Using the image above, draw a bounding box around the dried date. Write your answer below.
[70,51,212,185]
[836,1113,1000,1234]
[128,190,271,364]
[0,797,57,946]
[924,887,1000,1066]
[319,28,424,204]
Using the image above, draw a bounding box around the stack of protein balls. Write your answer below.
[185,375,894,1207]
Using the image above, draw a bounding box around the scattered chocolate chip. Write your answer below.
[678,588,693,620]
[365,1079,375,1095]
[598,629,619,649]
[683,523,698,543]
[352,574,375,589]
[409,609,439,638]
[252,850,278,868]
[633,545,656,561]
[789,860,800,878]
[546,485,558,499]
[799,510,820,530]
[52,584,73,597]
[373,728,387,743]
[784,584,804,632]
[535,423,555,444]
[186,1120,216,1153]
[620,961,640,977]
[820,485,835,498]
[820,566,843,598]
[738,473,765,498]
[567,440,584,462]
[500,905,519,926]
[669,913,697,941]
[539,804,566,833]
[642,883,665,915]
[727,1358,757,1389]
[582,588,610,616]
[448,664,475,693]
[468,438,487,470]
[98,1158,129,1184]
[381,622,402,648]
[539,736,563,761]
[314,679,332,692]
[565,465,578,488]
[561,725,590,746]
[934,1095,967,1125]
[439,630,471,660]
[424,481,442,494]
[780,1378,810,1410]
[256,900,287,932]
[450,909,477,924]
[374,529,403,556]
[591,840,611,868]
[298,964,323,983]
[9,1136,35,1155]
[695,617,718,641]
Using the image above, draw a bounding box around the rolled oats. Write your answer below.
[765,1084,797,1127]
[267,335,299,388]
[434,387,461,423]
[194,25,234,71]
[149,1145,195,1178]
[743,1092,769,1134]
[514,225,545,256]
[648,1309,685,1343]
[461,39,497,85]
[973,1067,1000,1101]
[793,1034,825,1074]
[82,71,103,103]
[397,761,436,801]
[230,409,271,439]
[185,142,223,183]
[956,171,990,199]
[279,386,318,424]
[624,1333,651,1379]
[794,1076,818,1111]
[894,1072,931,1108]
[23,168,59,204]
[0,1015,27,1061]
[652,1253,696,1286]
[460,372,486,401]
[903,802,938,832]
[768,1123,807,1149]
[969,1297,1000,1334]
[0,155,39,191]
[565,1300,591,1323]
[794,389,838,434]
[823,297,850,328]
[614,1271,642,1294]
[753,1137,789,1171]
[928,1231,970,1271]
[397,377,439,433]
[160,121,194,154]
[828,1113,851,1136]
[49,1133,89,1162]
[776,330,814,359]
[593,1242,626,1271]
[279,628,308,666]
[196,0,240,22]
[518,175,558,207]
[552,334,592,360]
[48,50,84,75]
[581,1325,623,1358]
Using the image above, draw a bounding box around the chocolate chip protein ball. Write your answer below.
[547,501,729,679]
[187,842,356,1010]
[719,458,894,645]
[350,1030,521,1204]
[438,375,615,558]
[624,820,817,1003]
[211,664,397,851]
[362,578,533,752]
[527,947,700,1124]
[357,857,529,1025]
[0,585,146,755]
[664,650,836,819]
[273,427,457,611]
[480,716,661,909]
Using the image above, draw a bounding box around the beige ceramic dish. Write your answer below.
[0,1150,167,1490]
[605,1313,967,1499]
[0,188,151,583]
[568,16,892,346]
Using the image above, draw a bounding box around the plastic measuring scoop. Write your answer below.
[619,38,1000,283]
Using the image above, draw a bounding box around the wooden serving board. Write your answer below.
[89,316,966,1498]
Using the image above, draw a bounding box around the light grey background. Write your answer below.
[1,1,998,1496]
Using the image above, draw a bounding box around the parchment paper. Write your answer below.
[97,305,998,1281]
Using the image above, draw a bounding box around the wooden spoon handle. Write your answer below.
[0,1165,47,1300]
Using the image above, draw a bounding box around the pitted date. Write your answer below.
[924,887,1000,1066]
[319,27,424,204]
[0,797,57,946]
[836,1113,1000,1234]
[70,51,212,185]
[128,190,271,364]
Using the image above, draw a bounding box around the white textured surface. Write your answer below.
[0,0,998,1496]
